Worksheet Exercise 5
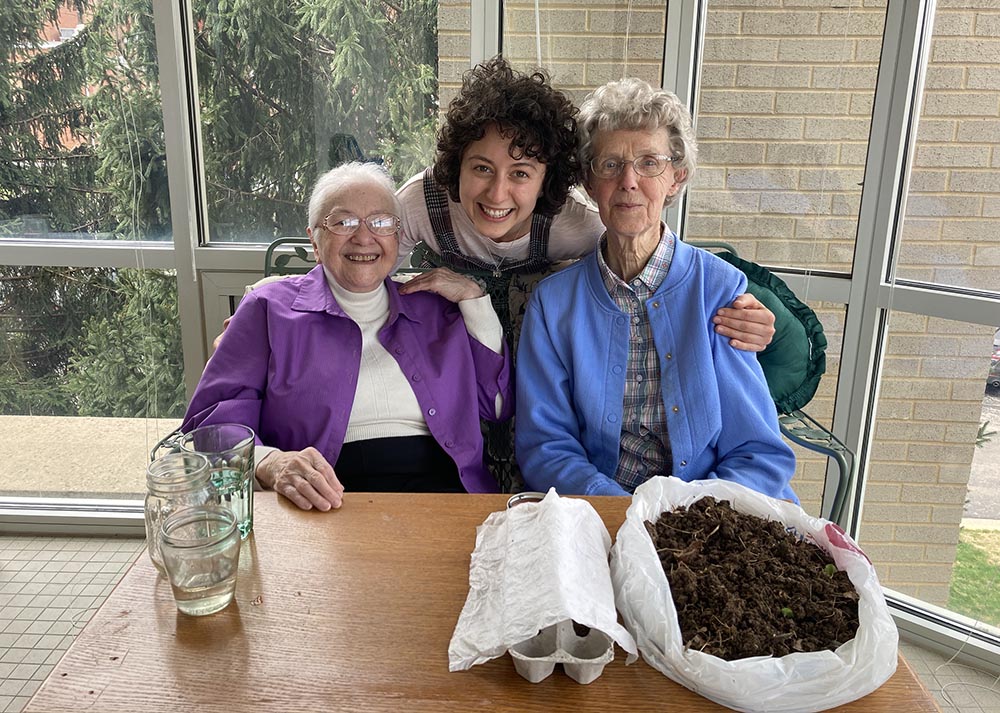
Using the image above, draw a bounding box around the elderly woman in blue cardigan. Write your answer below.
[515,78,797,501]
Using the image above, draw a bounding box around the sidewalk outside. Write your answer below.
[1,416,181,497]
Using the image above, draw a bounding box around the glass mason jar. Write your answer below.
[160,505,242,616]
[145,452,214,575]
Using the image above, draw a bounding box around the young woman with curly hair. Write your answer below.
[396,56,600,276]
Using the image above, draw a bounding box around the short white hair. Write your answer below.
[307,162,401,229]
[577,78,697,207]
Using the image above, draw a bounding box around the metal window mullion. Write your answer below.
[472,0,501,66]
[879,283,1000,327]
[663,0,706,239]
[192,245,272,272]
[152,0,209,399]
[0,241,175,270]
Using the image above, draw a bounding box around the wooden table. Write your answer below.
[26,493,940,712]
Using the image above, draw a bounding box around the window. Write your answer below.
[0,0,177,503]
[1,0,998,662]
[854,1,1000,634]
[689,2,886,272]
[503,0,667,102]
[0,1,171,243]
[194,1,440,244]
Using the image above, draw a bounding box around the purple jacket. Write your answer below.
[182,266,513,493]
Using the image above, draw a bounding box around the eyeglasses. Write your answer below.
[589,154,678,179]
[319,212,400,237]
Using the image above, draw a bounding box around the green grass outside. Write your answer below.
[948,528,1000,627]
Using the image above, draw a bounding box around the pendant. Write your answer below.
[493,268,502,278]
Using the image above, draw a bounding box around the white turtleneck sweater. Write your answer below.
[256,269,504,466]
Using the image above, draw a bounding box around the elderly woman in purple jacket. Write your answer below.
[182,162,513,511]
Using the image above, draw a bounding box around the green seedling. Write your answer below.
[780,607,794,619]
[823,563,838,577]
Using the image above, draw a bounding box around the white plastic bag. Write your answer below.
[611,477,898,713]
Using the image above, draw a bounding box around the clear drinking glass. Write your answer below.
[144,452,215,575]
[180,424,255,539]
[160,506,241,616]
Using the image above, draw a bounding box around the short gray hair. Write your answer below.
[308,162,401,229]
[577,78,697,207]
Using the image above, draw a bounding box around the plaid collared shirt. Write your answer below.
[596,228,675,492]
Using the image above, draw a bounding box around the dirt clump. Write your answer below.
[645,496,859,660]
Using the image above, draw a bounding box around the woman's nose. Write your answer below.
[484,176,508,202]
[352,224,377,243]
[616,163,640,190]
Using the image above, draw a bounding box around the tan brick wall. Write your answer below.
[438,1,668,108]
[437,0,474,109]
[502,0,665,105]
[862,317,995,604]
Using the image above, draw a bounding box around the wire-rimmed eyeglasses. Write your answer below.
[319,212,400,237]
[589,154,678,179]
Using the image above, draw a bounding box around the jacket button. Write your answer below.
[394,346,404,354]
[445,439,454,448]
[608,414,618,423]
[428,408,436,416]
[612,365,623,374]
[672,405,679,413]
[412,374,422,382]
[665,353,672,360]
[652,301,660,308]
[680,460,687,467]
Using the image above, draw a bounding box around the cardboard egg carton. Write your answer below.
[509,619,614,684]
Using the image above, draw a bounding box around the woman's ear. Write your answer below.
[307,226,320,255]
[666,169,688,196]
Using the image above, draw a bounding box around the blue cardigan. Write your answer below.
[515,238,798,501]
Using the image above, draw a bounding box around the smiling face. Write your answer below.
[457,124,547,243]
[585,128,683,252]
[307,180,399,293]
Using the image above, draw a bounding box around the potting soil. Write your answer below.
[644,496,860,660]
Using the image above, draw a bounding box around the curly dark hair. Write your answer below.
[432,56,580,217]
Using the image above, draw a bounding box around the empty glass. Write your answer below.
[144,452,215,575]
[180,423,255,539]
[160,506,241,616]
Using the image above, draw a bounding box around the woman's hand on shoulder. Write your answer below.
[256,447,344,511]
[397,267,484,303]
[713,293,776,352]
[210,316,232,354]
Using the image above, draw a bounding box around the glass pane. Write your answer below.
[859,315,1000,630]
[896,4,1000,294]
[688,2,886,271]
[196,1,440,243]
[502,1,666,103]
[790,301,845,518]
[0,266,183,498]
[0,0,171,242]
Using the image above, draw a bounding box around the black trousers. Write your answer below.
[334,436,464,493]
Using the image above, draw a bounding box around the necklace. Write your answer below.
[476,235,508,278]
